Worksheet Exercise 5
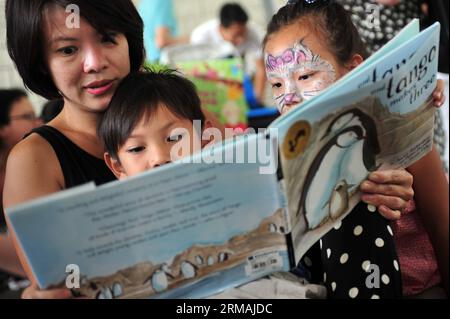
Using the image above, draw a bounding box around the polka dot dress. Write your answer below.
[297,201,402,299]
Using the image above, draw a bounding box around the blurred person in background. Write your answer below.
[191,3,267,107]
[138,0,189,62]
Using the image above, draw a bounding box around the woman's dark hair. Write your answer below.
[98,68,205,160]
[220,3,249,28]
[0,89,28,127]
[263,0,368,65]
[5,0,145,100]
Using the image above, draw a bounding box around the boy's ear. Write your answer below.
[201,119,215,148]
[346,54,364,71]
[104,152,127,180]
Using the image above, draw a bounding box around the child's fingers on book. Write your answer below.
[377,205,401,221]
[361,194,408,211]
[367,169,413,186]
[360,181,414,200]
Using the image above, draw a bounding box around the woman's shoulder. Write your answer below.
[4,132,63,208]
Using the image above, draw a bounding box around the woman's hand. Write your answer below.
[22,283,73,299]
[433,79,445,107]
[360,169,414,220]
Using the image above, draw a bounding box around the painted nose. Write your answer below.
[83,45,108,73]
[284,93,302,106]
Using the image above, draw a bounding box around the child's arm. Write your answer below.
[407,146,449,295]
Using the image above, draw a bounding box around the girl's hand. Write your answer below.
[433,79,445,107]
[22,283,73,299]
[360,169,414,220]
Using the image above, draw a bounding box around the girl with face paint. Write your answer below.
[263,0,448,298]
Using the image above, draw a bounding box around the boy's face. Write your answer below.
[105,105,209,179]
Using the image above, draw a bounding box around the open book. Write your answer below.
[6,20,440,299]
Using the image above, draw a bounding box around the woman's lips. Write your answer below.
[85,81,114,96]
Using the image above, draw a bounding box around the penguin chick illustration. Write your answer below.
[300,126,364,229]
[180,261,197,279]
[328,180,350,220]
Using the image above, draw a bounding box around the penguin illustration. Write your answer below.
[328,180,349,220]
[268,223,278,233]
[144,264,174,293]
[218,252,230,263]
[195,255,204,266]
[149,269,169,293]
[323,109,380,170]
[96,286,114,299]
[299,127,364,229]
[207,255,215,266]
[180,261,197,279]
[112,282,123,298]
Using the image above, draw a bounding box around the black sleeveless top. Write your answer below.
[28,125,116,188]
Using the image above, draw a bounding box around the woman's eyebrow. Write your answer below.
[49,36,78,45]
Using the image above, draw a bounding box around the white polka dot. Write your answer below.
[319,239,323,250]
[349,287,359,298]
[334,220,342,230]
[362,260,371,272]
[382,274,390,285]
[387,225,393,236]
[326,248,331,258]
[393,260,399,271]
[375,238,385,247]
[304,256,312,267]
[340,253,349,264]
[331,282,337,292]
[367,204,377,212]
[323,272,327,283]
[371,295,380,299]
[353,225,363,236]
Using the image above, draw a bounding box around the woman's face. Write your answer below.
[264,23,350,114]
[43,6,131,113]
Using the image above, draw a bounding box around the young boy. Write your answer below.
[98,69,215,179]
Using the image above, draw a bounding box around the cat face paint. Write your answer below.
[265,39,336,114]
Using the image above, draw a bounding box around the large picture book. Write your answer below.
[5,20,440,299]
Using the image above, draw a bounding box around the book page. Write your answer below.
[7,134,289,299]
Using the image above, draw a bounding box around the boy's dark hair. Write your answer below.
[263,0,368,65]
[0,89,28,127]
[5,0,145,100]
[98,69,205,160]
[40,99,64,123]
[220,3,249,28]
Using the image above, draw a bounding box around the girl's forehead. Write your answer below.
[266,25,332,61]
